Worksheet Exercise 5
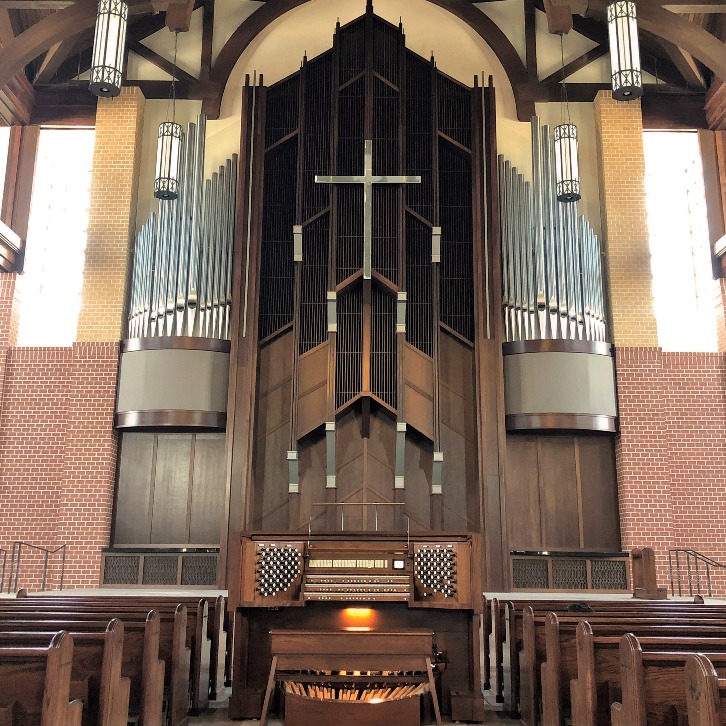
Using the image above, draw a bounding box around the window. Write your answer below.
[17,128,95,346]
[643,131,717,352]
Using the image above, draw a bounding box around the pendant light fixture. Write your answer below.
[154,32,183,200]
[89,0,128,97]
[554,36,581,203]
[607,0,643,101]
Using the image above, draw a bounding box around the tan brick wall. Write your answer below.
[77,86,145,342]
[594,91,658,347]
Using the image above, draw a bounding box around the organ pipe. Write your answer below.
[127,114,238,340]
[499,117,606,343]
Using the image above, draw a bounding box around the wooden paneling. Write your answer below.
[297,383,327,439]
[255,423,291,531]
[504,433,620,554]
[114,433,155,544]
[298,434,327,531]
[150,434,193,544]
[189,433,226,543]
[115,432,226,546]
[538,436,580,549]
[404,384,434,441]
[578,436,620,550]
[404,431,433,532]
[504,436,541,550]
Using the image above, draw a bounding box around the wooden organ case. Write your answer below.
[230,532,484,721]
[227,3,497,722]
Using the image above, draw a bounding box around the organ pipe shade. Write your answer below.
[607,0,643,101]
[554,124,581,203]
[154,122,183,200]
[89,0,128,97]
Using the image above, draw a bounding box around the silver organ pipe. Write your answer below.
[128,114,238,340]
[499,117,606,343]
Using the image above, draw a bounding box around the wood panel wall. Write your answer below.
[114,431,226,545]
[505,434,620,552]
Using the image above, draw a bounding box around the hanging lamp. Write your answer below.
[607,0,643,101]
[154,32,183,200]
[89,0,128,97]
[554,36,581,203]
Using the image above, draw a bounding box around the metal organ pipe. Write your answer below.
[498,117,606,343]
[128,114,238,341]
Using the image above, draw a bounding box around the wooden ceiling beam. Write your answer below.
[34,32,83,84]
[0,69,34,123]
[128,38,197,82]
[199,0,212,79]
[705,79,726,129]
[539,44,609,84]
[657,37,706,89]
[165,0,194,31]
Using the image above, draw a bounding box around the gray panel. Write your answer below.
[103,555,140,585]
[143,555,178,585]
[181,555,218,586]
[504,351,617,417]
[117,349,229,414]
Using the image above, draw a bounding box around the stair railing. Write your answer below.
[6,541,67,593]
[668,549,726,597]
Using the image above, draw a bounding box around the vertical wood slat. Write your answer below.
[223,77,267,596]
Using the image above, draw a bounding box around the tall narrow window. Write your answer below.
[17,128,95,346]
[0,126,10,208]
[643,131,717,352]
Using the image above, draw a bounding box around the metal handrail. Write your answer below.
[0,548,7,592]
[6,541,67,593]
[668,548,726,597]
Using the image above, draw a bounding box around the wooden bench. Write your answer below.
[490,595,715,710]
[570,623,726,726]
[685,653,726,726]
[611,634,726,726]
[0,607,186,726]
[15,592,223,705]
[499,598,724,714]
[0,630,83,726]
[519,607,726,726]
[0,620,130,726]
[3,597,210,713]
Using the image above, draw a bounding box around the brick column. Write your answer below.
[59,86,145,587]
[595,92,671,586]
[594,91,658,347]
[77,86,145,342]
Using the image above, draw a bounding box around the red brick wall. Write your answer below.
[616,347,726,596]
[0,337,118,591]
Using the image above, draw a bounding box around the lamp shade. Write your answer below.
[89,0,128,98]
[154,122,183,200]
[607,0,643,101]
[554,123,581,203]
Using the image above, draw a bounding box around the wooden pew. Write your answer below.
[0,615,163,726]
[502,598,724,715]
[14,593,220,706]
[520,608,726,726]
[493,596,715,710]
[569,622,726,726]
[0,607,186,726]
[0,630,83,726]
[0,599,205,714]
[0,620,130,726]
[611,634,726,726]
[685,653,726,726]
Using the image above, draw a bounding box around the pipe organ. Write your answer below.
[498,118,618,433]
[127,115,238,341]
[115,114,238,430]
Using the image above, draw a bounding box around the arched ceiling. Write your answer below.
[0,0,723,127]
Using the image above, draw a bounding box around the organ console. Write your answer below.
[229,532,485,723]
